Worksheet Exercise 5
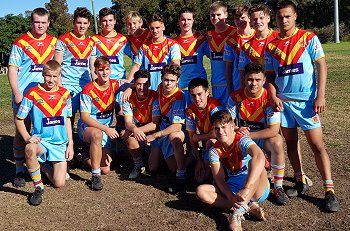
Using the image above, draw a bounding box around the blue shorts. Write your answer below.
[227,175,270,203]
[202,148,210,161]
[154,136,174,159]
[212,86,229,105]
[63,85,82,113]
[37,140,67,163]
[78,121,112,149]
[281,101,321,130]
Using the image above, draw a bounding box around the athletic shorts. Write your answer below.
[63,85,82,113]
[212,86,229,105]
[154,136,174,159]
[202,148,210,161]
[78,121,112,149]
[281,101,321,130]
[37,140,67,163]
[227,175,270,204]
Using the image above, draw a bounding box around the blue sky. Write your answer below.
[0,0,113,17]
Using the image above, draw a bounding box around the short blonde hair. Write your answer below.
[126,11,143,24]
[43,60,61,75]
[210,1,227,13]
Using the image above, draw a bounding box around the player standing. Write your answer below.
[8,8,57,187]
[265,0,340,212]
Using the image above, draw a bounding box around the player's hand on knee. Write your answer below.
[105,127,119,139]
[27,135,41,144]
[133,128,146,142]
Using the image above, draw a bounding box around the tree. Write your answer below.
[45,0,72,37]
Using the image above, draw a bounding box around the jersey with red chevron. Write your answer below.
[17,84,72,145]
[265,29,325,101]
[56,32,96,87]
[9,32,57,95]
[92,32,128,80]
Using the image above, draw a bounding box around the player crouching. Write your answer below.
[196,110,269,230]
[78,56,127,191]
[15,60,74,205]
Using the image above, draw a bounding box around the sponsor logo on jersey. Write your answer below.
[239,119,265,130]
[30,64,44,72]
[71,58,88,67]
[107,56,119,64]
[19,105,29,114]
[148,63,165,72]
[211,52,223,60]
[181,55,197,65]
[97,109,113,119]
[278,63,304,76]
[43,116,64,127]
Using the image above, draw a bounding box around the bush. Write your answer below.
[312,23,350,43]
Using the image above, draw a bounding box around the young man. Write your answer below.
[196,110,269,230]
[124,11,151,64]
[54,7,96,121]
[146,64,186,193]
[127,13,181,90]
[78,57,126,191]
[15,60,73,206]
[224,5,255,93]
[186,78,224,183]
[265,0,340,212]
[121,70,158,179]
[8,8,57,187]
[227,62,288,205]
[173,8,208,104]
[207,1,236,104]
[238,5,278,85]
[92,7,128,80]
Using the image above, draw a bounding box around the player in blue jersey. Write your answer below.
[127,13,181,90]
[8,8,57,187]
[78,57,125,191]
[173,8,209,104]
[92,8,128,80]
[227,63,289,205]
[265,0,339,212]
[15,60,73,206]
[145,64,187,194]
[186,78,225,183]
[196,110,268,230]
[224,5,254,93]
[54,7,96,120]
[121,70,158,179]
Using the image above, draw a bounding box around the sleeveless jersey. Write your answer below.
[8,32,57,94]
[264,28,325,101]
[17,84,72,145]
[91,32,128,80]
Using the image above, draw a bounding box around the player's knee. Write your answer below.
[169,131,184,143]
[53,179,66,188]
[25,143,37,159]
[90,129,103,142]
[196,184,208,201]
[148,162,158,172]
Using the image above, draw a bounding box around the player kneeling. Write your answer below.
[15,60,74,206]
[196,110,269,231]
[120,70,158,179]
[78,56,127,191]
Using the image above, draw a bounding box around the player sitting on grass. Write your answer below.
[15,60,74,206]
[146,63,187,194]
[185,78,224,183]
[227,62,288,205]
[196,110,269,231]
[121,70,158,179]
[77,56,127,191]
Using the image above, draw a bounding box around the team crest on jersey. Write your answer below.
[36,99,44,104]
[69,43,75,47]
[51,44,55,50]
[299,39,307,48]
[94,97,100,102]
[132,107,137,112]
[25,46,31,50]
[314,43,322,51]
[312,115,320,123]
[96,41,102,45]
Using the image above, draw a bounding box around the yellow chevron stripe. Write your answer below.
[89,90,114,110]
[92,37,126,56]
[145,41,173,63]
[286,32,312,64]
[180,40,197,56]
[18,37,56,63]
[65,38,93,59]
[31,90,69,116]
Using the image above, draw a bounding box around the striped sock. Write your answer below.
[92,168,101,175]
[324,180,335,193]
[294,171,306,184]
[28,165,44,190]
[271,164,285,189]
[14,147,25,174]
[176,169,186,180]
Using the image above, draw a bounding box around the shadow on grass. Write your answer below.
[0,135,16,186]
